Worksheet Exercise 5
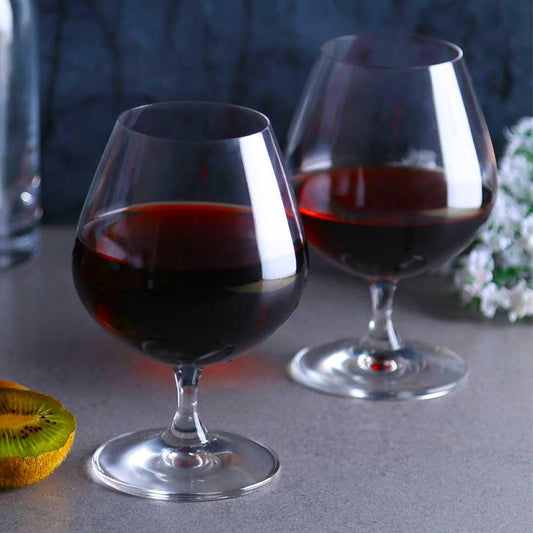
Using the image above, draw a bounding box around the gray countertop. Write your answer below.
[0,227,530,532]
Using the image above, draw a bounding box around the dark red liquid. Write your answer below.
[294,166,493,279]
[72,202,306,365]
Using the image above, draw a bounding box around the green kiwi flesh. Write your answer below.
[0,389,76,458]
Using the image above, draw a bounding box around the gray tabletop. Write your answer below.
[0,228,531,533]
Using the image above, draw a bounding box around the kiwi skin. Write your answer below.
[0,381,28,391]
[0,432,75,488]
[0,388,76,489]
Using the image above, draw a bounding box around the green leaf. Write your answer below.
[492,266,530,285]
[466,296,481,309]
[514,147,533,163]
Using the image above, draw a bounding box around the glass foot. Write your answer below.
[288,338,467,400]
[91,429,280,501]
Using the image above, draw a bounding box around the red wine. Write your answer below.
[294,166,493,279]
[72,202,306,365]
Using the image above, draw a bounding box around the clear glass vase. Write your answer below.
[0,0,40,268]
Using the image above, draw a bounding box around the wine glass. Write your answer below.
[286,35,496,400]
[72,102,307,500]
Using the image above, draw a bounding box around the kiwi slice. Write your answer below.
[0,388,76,488]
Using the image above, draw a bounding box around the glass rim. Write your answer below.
[116,101,271,143]
[320,33,464,70]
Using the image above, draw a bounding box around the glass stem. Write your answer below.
[359,280,402,353]
[162,365,209,448]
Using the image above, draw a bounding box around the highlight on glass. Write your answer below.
[72,102,307,500]
[286,35,496,400]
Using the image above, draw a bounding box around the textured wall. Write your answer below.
[38,0,532,223]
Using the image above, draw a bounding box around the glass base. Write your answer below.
[288,338,467,400]
[91,429,280,501]
[0,225,39,269]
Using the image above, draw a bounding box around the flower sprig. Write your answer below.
[452,117,533,321]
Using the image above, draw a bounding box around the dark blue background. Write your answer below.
[38,0,532,223]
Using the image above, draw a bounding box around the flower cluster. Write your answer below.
[452,117,533,321]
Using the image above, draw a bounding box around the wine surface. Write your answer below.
[72,202,306,365]
[294,166,493,279]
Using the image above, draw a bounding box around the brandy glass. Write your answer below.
[286,35,496,399]
[72,102,307,500]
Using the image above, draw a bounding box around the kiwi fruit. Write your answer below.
[0,388,76,488]
[0,381,28,391]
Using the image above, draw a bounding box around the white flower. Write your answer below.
[450,116,533,321]
[503,117,533,157]
[500,246,529,269]
[479,230,512,253]
[479,283,509,318]
[500,157,533,200]
[508,281,533,322]
[453,246,493,299]
[401,149,437,168]
[490,191,525,228]
[519,216,533,252]
[465,246,494,278]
